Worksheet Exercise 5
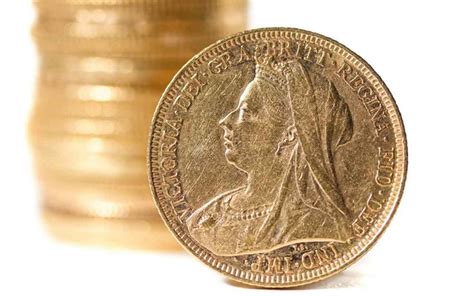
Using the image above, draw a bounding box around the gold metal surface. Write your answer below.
[29,0,248,249]
[148,28,407,287]
[42,206,180,250]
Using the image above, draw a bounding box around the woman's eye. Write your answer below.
[239,104,251,120]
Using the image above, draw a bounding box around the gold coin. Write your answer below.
[31,150,147,182]
[33,35,225,58]
[148,28,407,287]
[39,54,186,72]
[33,0,247,9]
[29,114,152,136]
[40,180,155,218]
[32,24,246,42]
[32,18,247,39]
[38,66,176,87]
[29,132,148,156]
[34,82,163,103]
[34,161,149,185]
[41,206,181,251]
[34,0,247,20]
[31,97,158,119]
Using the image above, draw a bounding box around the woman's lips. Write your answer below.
[223,137,233,149]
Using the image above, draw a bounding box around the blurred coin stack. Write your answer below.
[28,0,247,249]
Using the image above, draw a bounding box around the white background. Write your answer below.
[0,0,473,295]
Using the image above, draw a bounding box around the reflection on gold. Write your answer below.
[29,0,248,250]
[36,83,163,102]
[78,57,134,73]
[83,85,116,101]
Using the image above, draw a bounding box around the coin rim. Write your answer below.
[147,27,408,288]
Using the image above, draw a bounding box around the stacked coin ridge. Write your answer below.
[29,0,248,249]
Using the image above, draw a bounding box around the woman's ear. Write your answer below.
[275,125,297,155]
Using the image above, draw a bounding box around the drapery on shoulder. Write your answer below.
[186,186,243,231]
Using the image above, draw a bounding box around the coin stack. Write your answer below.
[28,0,248,249]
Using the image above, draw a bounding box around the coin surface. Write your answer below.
[148,27,407,287]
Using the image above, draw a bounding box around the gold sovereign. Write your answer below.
[148,28,407,287]
[41,206,181,251]
[34,82,163,103]
[40,180,156,219]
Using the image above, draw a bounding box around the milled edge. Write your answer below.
[147,27,407,288]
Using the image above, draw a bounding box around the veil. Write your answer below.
[256,60,354,243]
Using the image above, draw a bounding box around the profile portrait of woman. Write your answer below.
[186,54,355,256]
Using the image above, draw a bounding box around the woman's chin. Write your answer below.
[224,149,238,163]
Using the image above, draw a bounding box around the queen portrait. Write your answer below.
[186,55,355,256]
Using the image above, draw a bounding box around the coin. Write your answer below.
[29,133,148,156]
[33,35,232,58]
[39,67,177,87]
[30,137,147,161]
[148,28,407,287]
[32,151,147,182]
[41,205,181,251]
[36,54,189,87]
[33,0,247,19]
[35,82,163,103]
[39,54,186,72]
[40,180,156,219]
[33,18,247,39]
[31,98,158,119]
[29,115,152,136]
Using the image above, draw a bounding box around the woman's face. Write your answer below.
[219,79,289,173]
